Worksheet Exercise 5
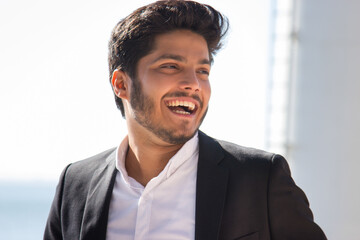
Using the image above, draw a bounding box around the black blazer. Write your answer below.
[44,131,326,240]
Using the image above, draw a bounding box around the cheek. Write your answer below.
[142,71,173,91]
[202,82,211,103]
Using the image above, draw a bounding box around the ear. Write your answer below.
[111,69,129,100]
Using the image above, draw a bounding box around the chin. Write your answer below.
[155,128,198,145]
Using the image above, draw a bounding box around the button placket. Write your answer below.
[134,188,154,240]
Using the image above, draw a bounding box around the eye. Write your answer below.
[197,68,210,76]
[160,64,178,69]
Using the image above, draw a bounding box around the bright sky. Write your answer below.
[0,0,271,181]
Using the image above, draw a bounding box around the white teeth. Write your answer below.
[174,110,190,115]
[166,100,196,110]
[188,102,195,110]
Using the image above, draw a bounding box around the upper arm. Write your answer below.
[267,154,327,240]
[44,164,71,240]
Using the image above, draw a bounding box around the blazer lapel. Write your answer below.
[80,150,117,240]
[195,131,229,240]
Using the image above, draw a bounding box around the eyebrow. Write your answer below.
[151,54,211,65]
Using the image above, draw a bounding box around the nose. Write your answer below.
[178,69,200,92]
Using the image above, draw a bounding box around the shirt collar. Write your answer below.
[164,132,199,178]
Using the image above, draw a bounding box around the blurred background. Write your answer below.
[0,0,359,239]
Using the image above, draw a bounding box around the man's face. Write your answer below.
[127,30,211,145]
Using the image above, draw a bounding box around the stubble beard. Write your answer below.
[129,78,207,145]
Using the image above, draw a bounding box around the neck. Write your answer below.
[125,130,185,186]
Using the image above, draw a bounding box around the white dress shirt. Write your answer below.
[106,133,199,240]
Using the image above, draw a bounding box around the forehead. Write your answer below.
[149,30,210,60]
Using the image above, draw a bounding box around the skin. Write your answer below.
[112,30,211,186]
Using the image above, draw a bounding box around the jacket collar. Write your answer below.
[195,131,229,240]
[80,149,117,240]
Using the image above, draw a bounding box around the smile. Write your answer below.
[165,100,197,115]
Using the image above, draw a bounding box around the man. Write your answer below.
[44,1,327,239]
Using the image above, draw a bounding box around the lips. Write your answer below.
[165,99,197,115]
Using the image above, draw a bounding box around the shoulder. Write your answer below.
[61,147,117,182]
[55,147,117,203]
[217,138,274,162]
[67,147,116,171]
[218,139,289,169]
[198,131,292,180]
[199,131,278,166]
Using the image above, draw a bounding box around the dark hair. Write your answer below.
[108,0,229,117]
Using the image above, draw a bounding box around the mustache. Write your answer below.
[163,91,203,108]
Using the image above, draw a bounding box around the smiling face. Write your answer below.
[118,30,211,145]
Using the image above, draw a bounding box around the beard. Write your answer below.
[129,78,207,145]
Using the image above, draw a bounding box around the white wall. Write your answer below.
[289,1,360,239]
